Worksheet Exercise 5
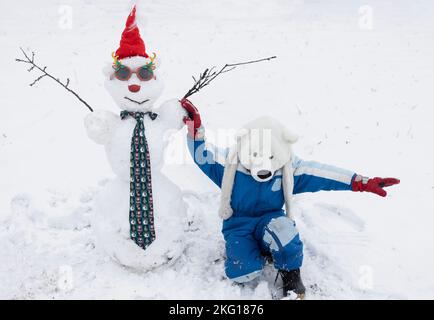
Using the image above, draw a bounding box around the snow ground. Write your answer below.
[1,0,434,299]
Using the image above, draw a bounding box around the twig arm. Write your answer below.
[183,55,276,100]
[16,47,94,112]
[226,56,276,67]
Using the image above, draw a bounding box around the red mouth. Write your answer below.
[128,84,141,93]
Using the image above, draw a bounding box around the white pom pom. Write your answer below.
[218,202,233,220]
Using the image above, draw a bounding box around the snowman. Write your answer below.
[84,6,187,271]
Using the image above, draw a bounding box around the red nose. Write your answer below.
[128,85,141,93]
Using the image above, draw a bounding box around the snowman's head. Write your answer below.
[104,55,163,112]
[105,5,163,112]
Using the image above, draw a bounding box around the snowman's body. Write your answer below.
[86,100,187,271]
[84,12,188,270]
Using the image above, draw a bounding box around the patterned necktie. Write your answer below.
[120,110,158,250]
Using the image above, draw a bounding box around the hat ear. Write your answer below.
[282,128,298,144]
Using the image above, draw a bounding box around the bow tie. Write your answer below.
[120,110,158,121]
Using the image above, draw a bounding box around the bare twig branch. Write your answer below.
[183,55,277,100]
[220,66,236,74]
[226,56,276,67]
[30,74,47,86]
[16,47,94,112]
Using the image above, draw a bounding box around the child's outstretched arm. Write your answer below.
[181,98,225,187]
[292,156,399,196]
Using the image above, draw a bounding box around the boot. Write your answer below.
[277,268,306,299]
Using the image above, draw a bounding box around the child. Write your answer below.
[180,99,399,298]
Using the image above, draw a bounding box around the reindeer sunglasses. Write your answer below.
[113,65,154,81]
[111,52,156,81]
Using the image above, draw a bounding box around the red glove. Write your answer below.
[180,98,203,139]
[352,176,400,197]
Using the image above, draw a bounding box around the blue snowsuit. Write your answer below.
[188,136,356,283]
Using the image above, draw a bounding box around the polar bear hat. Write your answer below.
[219,116,299,220]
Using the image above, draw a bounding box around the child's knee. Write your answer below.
[263,216,300,249]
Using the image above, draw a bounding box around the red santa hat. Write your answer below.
[115,5,149,60]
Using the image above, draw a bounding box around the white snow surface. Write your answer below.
[1,0,434,299]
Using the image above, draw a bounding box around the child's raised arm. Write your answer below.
[182,98,225,187]
[187,137,226,188]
